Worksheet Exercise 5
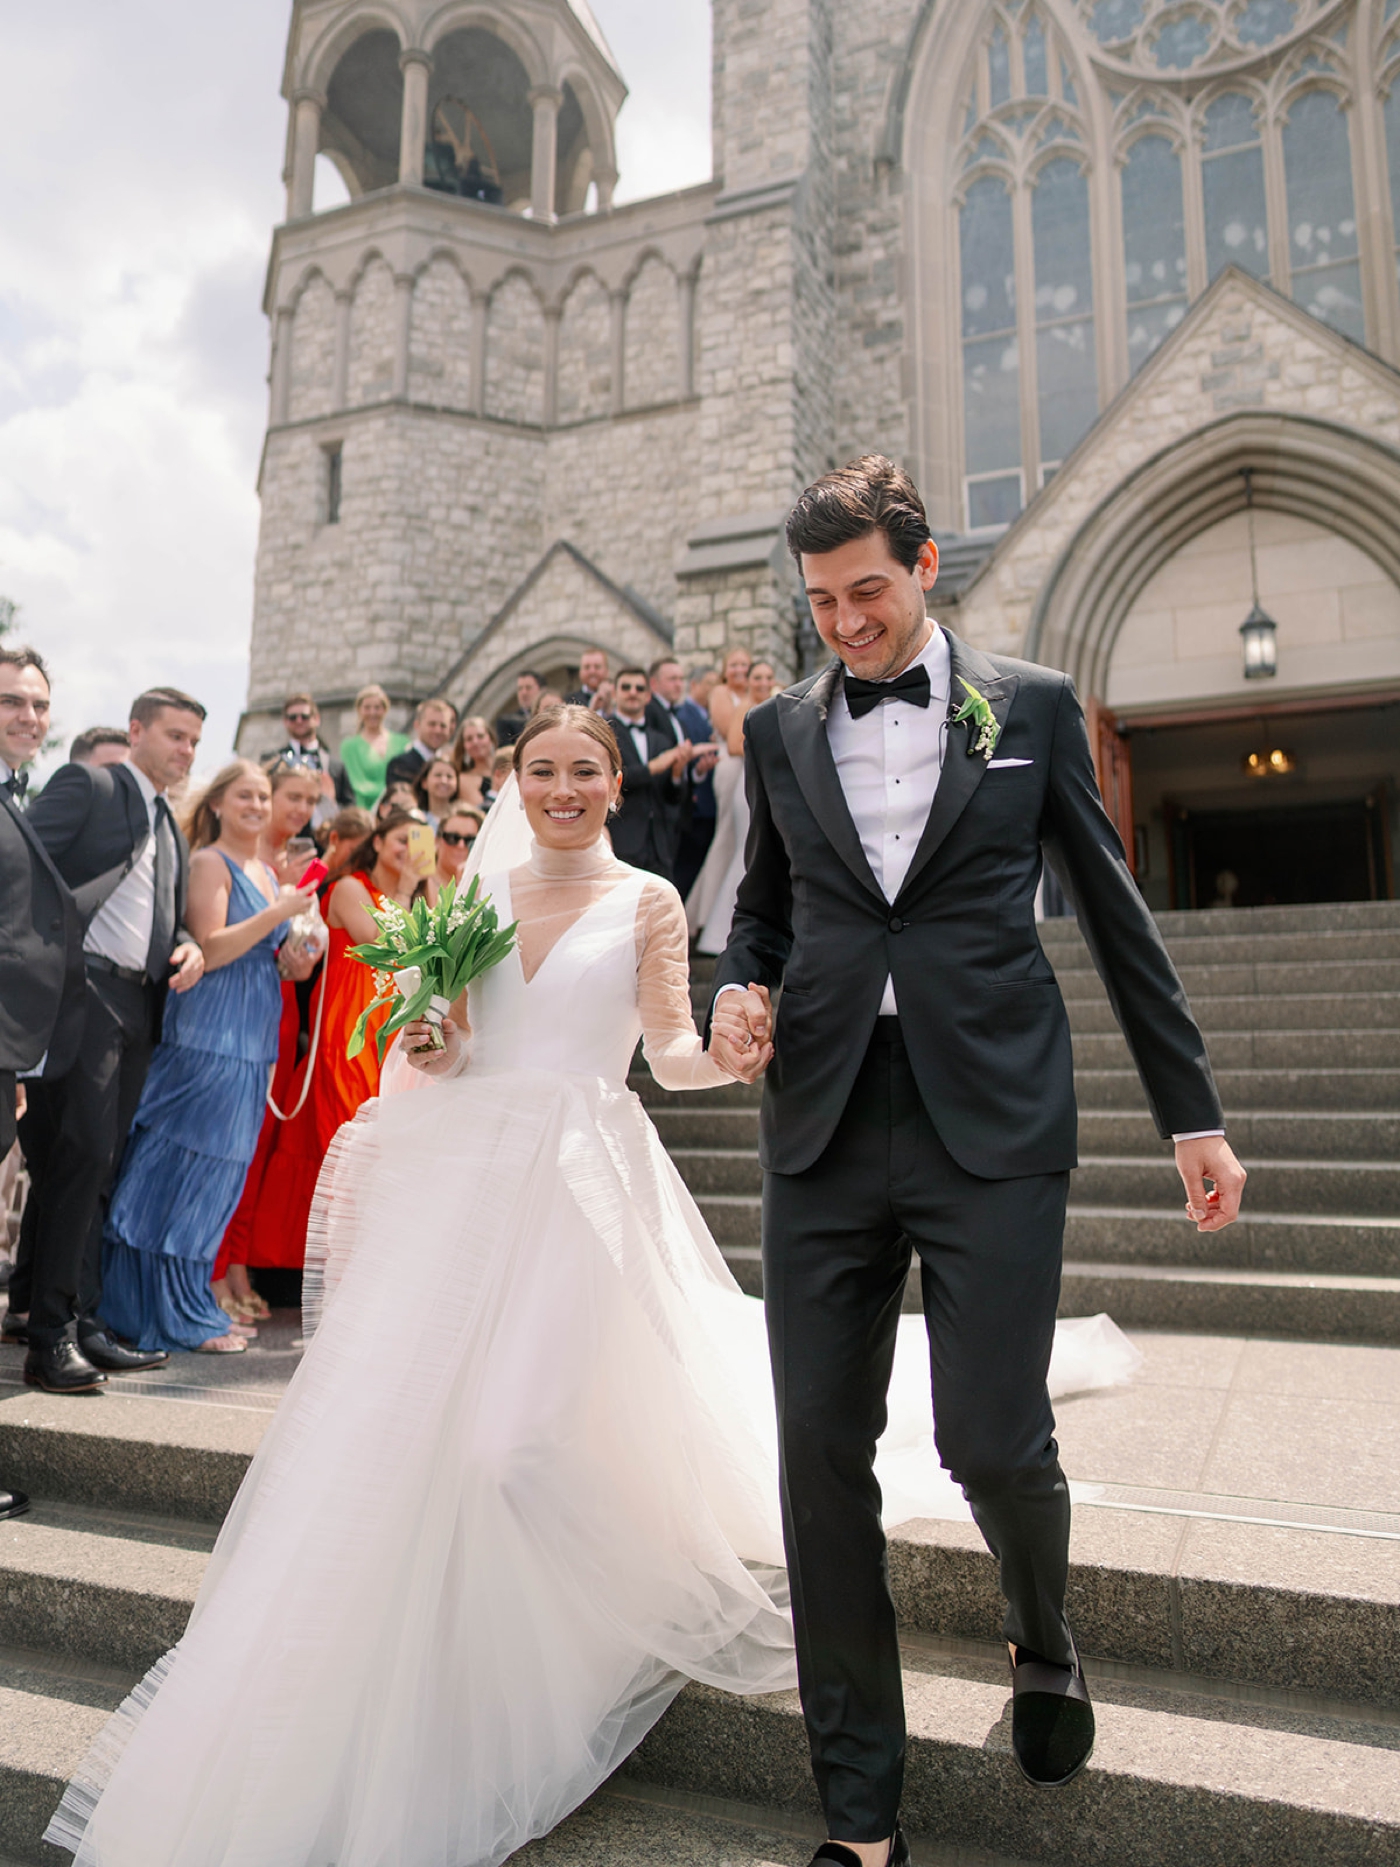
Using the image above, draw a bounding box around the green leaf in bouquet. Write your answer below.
[347,991,394,1060]
[376,977,438,1062]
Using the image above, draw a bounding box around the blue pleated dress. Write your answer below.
[102,857,285,1351]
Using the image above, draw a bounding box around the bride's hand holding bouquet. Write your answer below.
[345,874,517,1072]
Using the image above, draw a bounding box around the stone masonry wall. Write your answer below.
[409,254,474,411]
[557,271,613,422]
[623,255,682,410]
[485,272,546,426]
[288,272,337,422]
[249,408,545,709]
[347,257,396,406]
[830,1,916,469]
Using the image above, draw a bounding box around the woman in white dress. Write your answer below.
[689,657,778,955]
[47,708,1138,1867]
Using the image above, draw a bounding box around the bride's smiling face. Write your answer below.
[518,724,621,849]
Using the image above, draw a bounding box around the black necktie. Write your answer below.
[145,797,178,982]
[843,663,932,721]
[3,769,27,800]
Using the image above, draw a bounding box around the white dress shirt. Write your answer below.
[620,717,651,764]
[84,761,159,971]
[827,625,951,1016]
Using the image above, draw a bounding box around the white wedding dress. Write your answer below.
[47,806,1140,1867]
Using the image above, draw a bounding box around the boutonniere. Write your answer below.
[950,678,1001,761]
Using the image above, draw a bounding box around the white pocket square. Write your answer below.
[986,757,1033,769]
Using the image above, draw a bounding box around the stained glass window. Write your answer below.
[1202,93,1270,281]
[989,25,1012,107]
[1235,0,1297,48]
[1023,15,1049,96]
[1283,89,1363,339]
[1152,9,1215,70]
[960,176,1023,528]
[1122,135,1188,366]
[1032,158,1099,469]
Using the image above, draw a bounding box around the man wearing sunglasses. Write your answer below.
[274,694,352,824]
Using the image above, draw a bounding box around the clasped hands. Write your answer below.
[708,985,773,1084]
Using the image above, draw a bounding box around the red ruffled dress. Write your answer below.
[218,874,390,1271]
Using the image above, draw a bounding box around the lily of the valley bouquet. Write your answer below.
[346,876,518,1061]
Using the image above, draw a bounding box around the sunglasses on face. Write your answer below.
[284,712,315,725]
[439,830,477,847]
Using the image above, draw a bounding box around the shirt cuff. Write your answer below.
[1171,1129,1226,1142]
[713,983,747,1002]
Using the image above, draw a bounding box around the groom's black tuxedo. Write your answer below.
[712,634,1222,1174]
[710,629,1223,1844]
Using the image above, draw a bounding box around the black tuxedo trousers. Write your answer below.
[765,1018,1072,1840]
[18,970,156,1348]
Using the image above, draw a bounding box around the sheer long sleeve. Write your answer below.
[636,879,737,1091]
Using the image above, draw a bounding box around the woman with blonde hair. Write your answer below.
[686,644,759,948]
[339,683,409,810]
[451,714,497,811]
[99,763,320,1355]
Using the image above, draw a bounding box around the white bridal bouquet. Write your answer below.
[346,876,518,1061]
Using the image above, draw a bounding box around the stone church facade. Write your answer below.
[243,0,1400,910]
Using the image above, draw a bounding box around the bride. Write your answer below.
[47,707,1138,1867]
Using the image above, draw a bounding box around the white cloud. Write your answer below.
[0,1,711,783]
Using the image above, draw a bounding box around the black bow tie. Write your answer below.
[843,663,932,720]
[3,769,27,800]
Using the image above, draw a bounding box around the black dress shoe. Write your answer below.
[79,1329,169,1373]
[23,1341,107,1394]
[1010,1647,1095,1788]
[809,1829,910,1866]
[0,1486,29,1520]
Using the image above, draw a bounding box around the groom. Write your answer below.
[706,457,1244,1867]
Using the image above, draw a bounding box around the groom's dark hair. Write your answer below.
[785,455,931,572]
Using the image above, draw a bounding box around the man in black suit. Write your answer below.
[17,686,207,1393]
[708,459,1246,1867]
[606,667,692,880]
[645,655,718,901]
[0,645,80,1518]
[565,648,610,711]
[272,693,352,824]
[384,697,458,791]
[495,672,546,748]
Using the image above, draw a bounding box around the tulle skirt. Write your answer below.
[48,1064,1140,1867]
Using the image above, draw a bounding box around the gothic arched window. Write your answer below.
[961,176,1022,529]
[1032,156,1098,472]
[1202,93,1269,282]
[1122,133,1188,366]
[1283,88,1363,338]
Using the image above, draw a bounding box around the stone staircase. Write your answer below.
[0,899,1396,1864]
[664,900,1400,1342]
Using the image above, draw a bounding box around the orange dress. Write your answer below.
[234,874,391,1270]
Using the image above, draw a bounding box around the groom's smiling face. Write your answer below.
[802,533,940,683]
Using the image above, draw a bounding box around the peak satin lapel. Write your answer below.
[777,663,884,903]
[896,643,1019,903]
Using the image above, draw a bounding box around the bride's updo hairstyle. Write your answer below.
[512,704,622,778]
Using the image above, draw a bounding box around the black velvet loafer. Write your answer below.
[1010,1647,1095,1788]
[809,1828,910,1866]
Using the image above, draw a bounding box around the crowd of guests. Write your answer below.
[0,641,777,1451]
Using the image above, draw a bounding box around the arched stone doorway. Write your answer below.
[1030,420,1400,910]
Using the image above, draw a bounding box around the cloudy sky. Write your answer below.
[0,1,712,778]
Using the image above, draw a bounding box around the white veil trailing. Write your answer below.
[461,771,535,887]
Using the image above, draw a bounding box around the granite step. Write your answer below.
[1043,926,1400,971]
[1058,1262,1400,1342]
[1069,1027,1400,1071]
[1070,1156,1400,1218]
[0,1391,265,1524]
[0,1654,129,1867]
[1063,1207,1400,1276]
[1056,959,1400,1002]
[699,1196,1400,1280]
[0,1503,204,1674]
[1039,900,1400,942]
[1076,1109,1400,1161]
[627,1639,1400,1867]
[1066,992,1400,1034]
[1073,1065,1400,1111]
[678,1148,1400,1218]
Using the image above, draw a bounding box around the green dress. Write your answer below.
[340,731,409,810]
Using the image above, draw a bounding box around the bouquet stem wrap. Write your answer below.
[346,877,518,1063]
